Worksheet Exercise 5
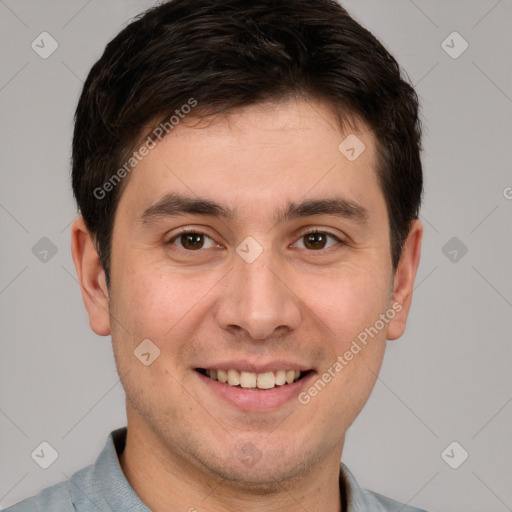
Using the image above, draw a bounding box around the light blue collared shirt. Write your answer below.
[6,428,427,511]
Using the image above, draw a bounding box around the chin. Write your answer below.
[207,462,308,492]
[195,442,328,492]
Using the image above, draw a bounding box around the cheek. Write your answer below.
[298,272,389,432]
[301,264,392,343]
[107,267,199,411]
[298,263,391,418]
[111,262,213,339]
[108,262,226,385]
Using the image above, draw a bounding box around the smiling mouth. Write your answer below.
[196,368,312,390]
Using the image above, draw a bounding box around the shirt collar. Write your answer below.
[339,463,391,511]
[94,428,151,511]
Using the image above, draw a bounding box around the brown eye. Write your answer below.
[303,232,328,250]
[168,231,217,251]
[180,233,204,250]
[294,230,341,251]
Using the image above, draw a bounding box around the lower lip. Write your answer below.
[195,370,315,412]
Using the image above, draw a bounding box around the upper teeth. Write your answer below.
[205,369,302,389]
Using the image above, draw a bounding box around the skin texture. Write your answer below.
[72,98,423,512]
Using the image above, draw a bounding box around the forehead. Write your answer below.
[117,98,383,223]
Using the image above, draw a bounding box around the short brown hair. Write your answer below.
[72,0,423,282]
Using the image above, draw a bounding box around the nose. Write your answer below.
[215,250,302,341]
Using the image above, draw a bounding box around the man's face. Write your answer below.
[105,99,401,485]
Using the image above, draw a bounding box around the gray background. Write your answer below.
[0,0,511,510]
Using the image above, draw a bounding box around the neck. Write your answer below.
[119,418,343,512]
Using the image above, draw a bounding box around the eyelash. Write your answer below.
[166,228,344,253]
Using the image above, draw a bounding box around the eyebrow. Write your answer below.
[139,192,369,226]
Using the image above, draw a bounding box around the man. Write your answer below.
[7,0,426,510]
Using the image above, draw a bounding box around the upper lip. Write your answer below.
[196,360,312,373]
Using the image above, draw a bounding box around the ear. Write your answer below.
[71,216,111,336]
[387,219,423,340]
